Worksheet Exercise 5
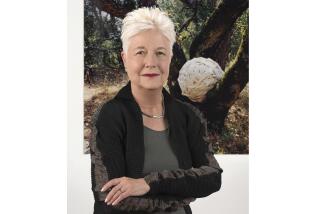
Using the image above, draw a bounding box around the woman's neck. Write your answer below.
[131,84,163,112]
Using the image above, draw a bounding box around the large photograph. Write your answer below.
[84,0,249,154]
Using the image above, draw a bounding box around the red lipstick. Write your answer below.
[142,73,160,77]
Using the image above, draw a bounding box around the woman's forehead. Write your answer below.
[133,46,168,51]
[128,30,170,49]
[128,41,170,51]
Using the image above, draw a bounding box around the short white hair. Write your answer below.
[121,7,176,55]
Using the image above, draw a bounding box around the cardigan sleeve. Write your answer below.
[90,101,195,212]
[143,104,223,198]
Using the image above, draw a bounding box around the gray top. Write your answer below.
[143,126,186,214]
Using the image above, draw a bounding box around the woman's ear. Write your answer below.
[121,51,128,72]
[121,51,126,65]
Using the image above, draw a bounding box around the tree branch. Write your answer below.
[92,0,157,18]
[189,0,248,58]
[178,5,198,34]
[93,0,134,18]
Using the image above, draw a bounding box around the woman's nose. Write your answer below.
[144,53,157,68]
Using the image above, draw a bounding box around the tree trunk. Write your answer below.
[168,43,187,100]
[205,30,248,131]
[205,27,233,70]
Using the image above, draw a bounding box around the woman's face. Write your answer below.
[121,29,172,90]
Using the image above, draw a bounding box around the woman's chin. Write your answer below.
[140,82,163,90]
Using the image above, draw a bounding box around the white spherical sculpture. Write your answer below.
[178,57,224,102]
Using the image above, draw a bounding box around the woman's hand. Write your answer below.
[101,177,150,206]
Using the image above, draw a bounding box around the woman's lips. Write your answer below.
[142,73,160,77]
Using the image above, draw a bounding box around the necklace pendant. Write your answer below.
[141,112,164,119]
[141,94,165,119]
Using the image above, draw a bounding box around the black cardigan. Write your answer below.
[90,81,223,214]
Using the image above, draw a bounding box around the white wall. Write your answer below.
[190,155,248,214]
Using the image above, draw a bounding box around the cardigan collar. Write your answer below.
[114,81,188,175]
[115,81,174,117]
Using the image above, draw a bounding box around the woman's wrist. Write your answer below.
[140,178,150,193]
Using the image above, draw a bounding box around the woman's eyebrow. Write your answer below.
[156,47,167,50]
[133,47,167,51]
[134,46,146,50]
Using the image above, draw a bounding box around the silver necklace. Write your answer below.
[141,94,165,119]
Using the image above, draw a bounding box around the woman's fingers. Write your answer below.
[107,189,122,205]
[105,184,122,203]
[101,178,120,192]
[112,191,130,206]
[102,176,148,205]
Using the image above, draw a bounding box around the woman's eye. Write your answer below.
[156,52,165,56]
[136,51,144,55]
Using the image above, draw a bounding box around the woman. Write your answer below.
[90,7,223,214]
